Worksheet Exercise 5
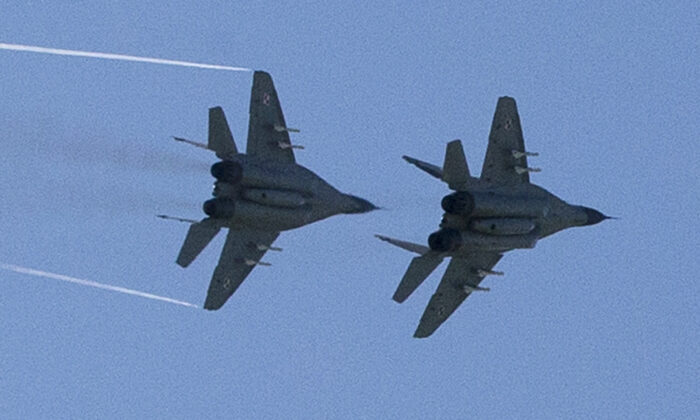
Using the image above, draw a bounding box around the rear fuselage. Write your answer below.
[430,180,594,254]
[203,154,368,231]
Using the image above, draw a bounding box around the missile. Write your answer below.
[274,124,300,133]
[514,166,542,174]
[476,269,504,277]
[248,242,283,252]
[238,258,272,267]
[511,150,539,159]
[463,284,490,293]
[277,141,305,150]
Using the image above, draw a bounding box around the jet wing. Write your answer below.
[203,228,279,310]
[246,71,296,164]
[414,252,502,338]
[480,97,532,185]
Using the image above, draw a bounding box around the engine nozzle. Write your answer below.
[441,192,475,215]
[203,198,236,219]
[210,161,243,184]
[428,228,463,252]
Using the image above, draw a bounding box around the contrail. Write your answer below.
[1,262,198,309]
[0,42,251,72]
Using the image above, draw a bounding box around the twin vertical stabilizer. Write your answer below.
[208,107,238,160]
[403,140,472,190]
[441,140,471,190]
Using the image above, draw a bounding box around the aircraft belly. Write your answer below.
[469,218,536,235]
[460,230,537,251]
[241,189,307,208]
[234,157,333,195]
[442,190,548,218]
[229,200,316,231]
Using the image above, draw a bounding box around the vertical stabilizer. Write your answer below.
[442,140,471,190]
[208,107,238,160]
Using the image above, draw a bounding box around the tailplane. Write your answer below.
[375,234,429,255]
[402,156,443,180]
[375,234,444,302]
[176,219,221,268]
[393,254,443,302]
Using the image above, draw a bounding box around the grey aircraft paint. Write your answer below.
[377,97,610,338]
[165,71,376,310]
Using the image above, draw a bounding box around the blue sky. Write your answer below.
[1,2,698,419]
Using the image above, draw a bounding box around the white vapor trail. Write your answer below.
[0,42,251,72]
[1,262,198,309]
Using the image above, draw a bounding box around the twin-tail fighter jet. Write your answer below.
[163,71,376,310]
[377,97,611,338]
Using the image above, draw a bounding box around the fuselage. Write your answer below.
[431,179,602,255]
[203,154,374,232]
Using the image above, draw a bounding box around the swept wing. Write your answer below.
[481,97,533,185]
[204,228,279,310]
[414,252,502,338]
[246,71,297,163]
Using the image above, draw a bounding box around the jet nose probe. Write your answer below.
[581,207,612,226]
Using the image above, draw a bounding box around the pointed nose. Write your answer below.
[343,194,378,214]
[581,207,610,226]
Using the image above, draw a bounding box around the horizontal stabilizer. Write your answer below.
[393,254,443,303]
[208,107,238,160]
[173,136,209,151]
[375,234,429,255]
[157,214,198,224]
[176,219,221,268]
[402,156,443,179]
[442,140,471,190]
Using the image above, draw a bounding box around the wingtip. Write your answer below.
[373,233,398,245]
[392,293,408,304]
[203,301,223,311]
[498,96,516,103]
[402,155,444,179]
[413,330,430,339]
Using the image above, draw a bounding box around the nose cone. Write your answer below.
[581,206,610,226]
[342,194,379,214]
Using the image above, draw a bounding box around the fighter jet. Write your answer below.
[162,71,376,310]
[377,97,611,338]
